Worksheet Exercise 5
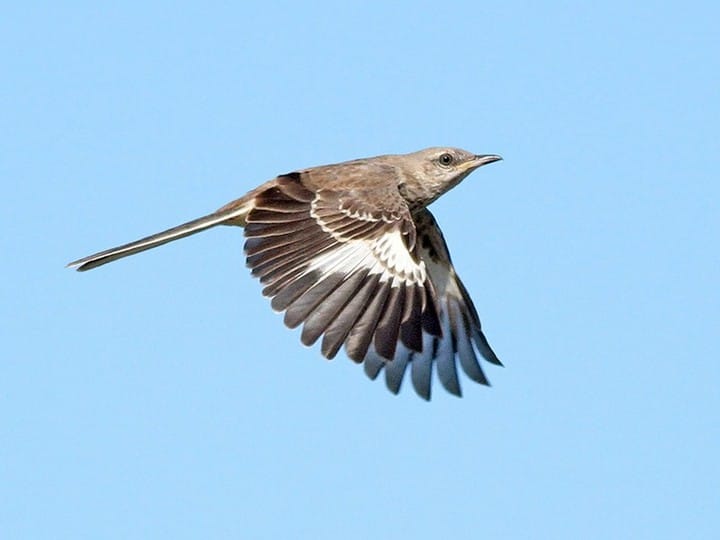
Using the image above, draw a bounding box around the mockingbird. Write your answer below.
[68,147,503,400]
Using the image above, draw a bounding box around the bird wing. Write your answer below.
[244,175,501,400]
[362,209,502,400]
[244,173,442,365]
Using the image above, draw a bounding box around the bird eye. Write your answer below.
[438,153,454,166]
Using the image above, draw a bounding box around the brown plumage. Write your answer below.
[68,147,503,399]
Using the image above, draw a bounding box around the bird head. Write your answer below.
[398,147,502,207]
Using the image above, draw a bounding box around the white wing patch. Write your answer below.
[359,208,500,400]
[310,201,426,285]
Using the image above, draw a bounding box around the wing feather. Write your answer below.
[358,209,500,399]
[322,274,381,359]
[344,280,391,361]
[244,176,500,400]
[301,269,370,346]
[244,176,434,369]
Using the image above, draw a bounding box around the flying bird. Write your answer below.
[68,147,503,399]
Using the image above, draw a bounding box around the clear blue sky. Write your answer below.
[2,2,718,539]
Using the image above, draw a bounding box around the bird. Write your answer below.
[68,147,503,400]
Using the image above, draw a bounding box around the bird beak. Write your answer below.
[472,154,503,168]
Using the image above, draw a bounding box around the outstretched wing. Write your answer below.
[245,175,500,399]
[244,173,442,364]
[361,209,502,400]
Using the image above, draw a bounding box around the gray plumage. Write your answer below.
[68,147,503,399]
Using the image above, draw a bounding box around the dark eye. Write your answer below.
[438,153,454,166]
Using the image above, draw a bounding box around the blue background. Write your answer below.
[2,2,718,538]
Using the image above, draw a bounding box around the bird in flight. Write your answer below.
[68,147,503,399]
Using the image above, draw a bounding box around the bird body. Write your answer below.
[69,147,503,399]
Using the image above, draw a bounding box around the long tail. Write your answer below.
[67,200,252,272]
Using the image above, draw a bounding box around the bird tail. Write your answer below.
[67,199,253,272]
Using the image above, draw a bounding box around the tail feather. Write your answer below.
[67,202,251,271]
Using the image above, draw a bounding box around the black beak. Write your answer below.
[473,154,503,167]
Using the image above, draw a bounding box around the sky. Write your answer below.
[2,1,719,539]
